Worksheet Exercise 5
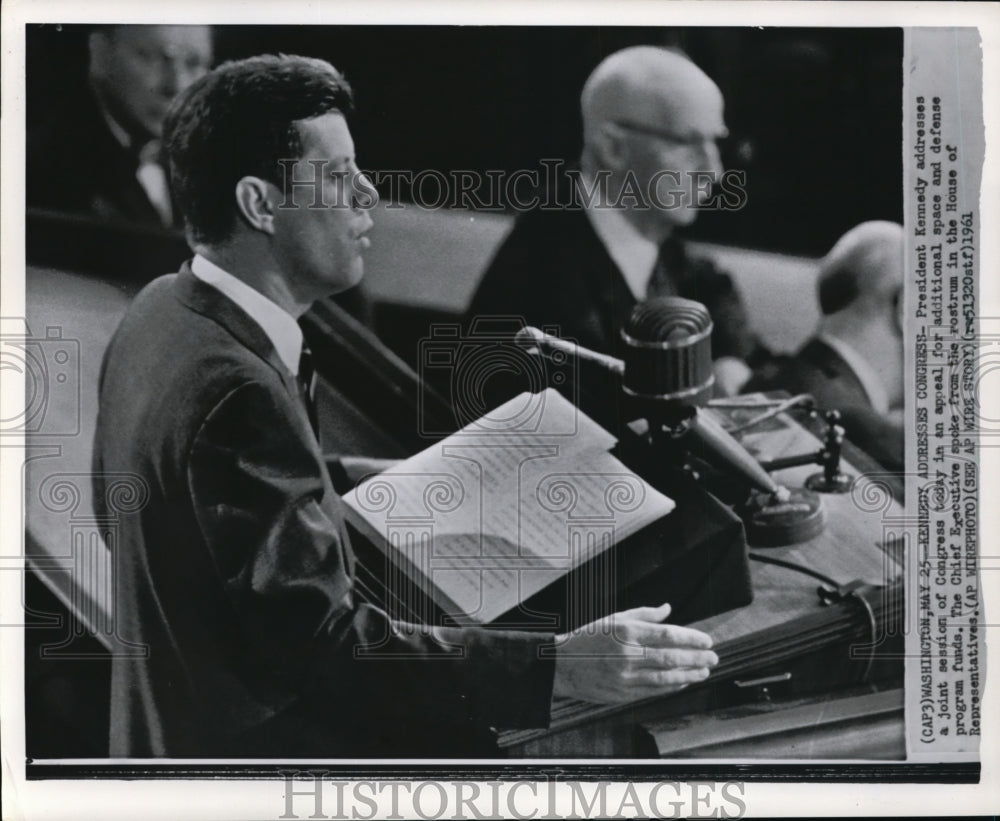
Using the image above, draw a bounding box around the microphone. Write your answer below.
[517,300,824,545]
[621,297,715,413]
[514,326,624,377]
[515,303,784,499]
[621,298,788,501]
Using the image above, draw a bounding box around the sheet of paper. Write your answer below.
[344,389,675,622]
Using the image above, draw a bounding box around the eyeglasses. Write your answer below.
[612,119,729,150]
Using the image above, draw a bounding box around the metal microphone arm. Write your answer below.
[683,408,790,502]
[515,326,625,377]
[515,326,786,501]
[518,310,825,546]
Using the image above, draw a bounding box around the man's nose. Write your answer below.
[353,171,380,211]
[702,140,724,179]
[357,210,375,238]
[157,57,184,96]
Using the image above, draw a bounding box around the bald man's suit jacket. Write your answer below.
[93,264,554,757]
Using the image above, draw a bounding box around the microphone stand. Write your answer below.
[760,410,854,493]
[517,325,830,546]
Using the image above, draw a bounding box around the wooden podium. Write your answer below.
[23,227,904,758]
[497,402,905,757]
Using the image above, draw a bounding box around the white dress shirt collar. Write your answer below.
[190,254,304,377]
[96,102,133,149]
[816,332,889,414]
[579,178,660,300]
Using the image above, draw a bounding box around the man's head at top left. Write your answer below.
[88,25,214,142]
[163,54,376,315]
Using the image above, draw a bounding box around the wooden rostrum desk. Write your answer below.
[494,403,905,758]
[24,229,903,757]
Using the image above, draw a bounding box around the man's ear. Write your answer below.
[234,176,278,235]
[594,122,631,171]
[88,31,112,80]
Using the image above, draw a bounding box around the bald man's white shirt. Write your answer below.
[577,177,750,395]
[583,186,660,300]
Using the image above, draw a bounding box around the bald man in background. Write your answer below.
[28,25,214,227]
[465,46,765,429]
[745,221,904,471]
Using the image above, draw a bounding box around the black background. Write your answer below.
[27,24,902,255]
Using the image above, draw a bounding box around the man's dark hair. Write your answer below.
[163,53,354,245]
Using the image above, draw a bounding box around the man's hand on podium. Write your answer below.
[551,603,718,704]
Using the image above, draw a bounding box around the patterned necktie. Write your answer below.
[298,342,319,438]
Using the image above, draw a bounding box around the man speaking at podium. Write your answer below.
[91,54,717,757]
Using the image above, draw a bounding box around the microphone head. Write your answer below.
[621,296,714,410]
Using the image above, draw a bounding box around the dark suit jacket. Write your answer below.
[92,265,554,757]
[744,337,903,472]
[27,92,170,227]
[465,201,760,430]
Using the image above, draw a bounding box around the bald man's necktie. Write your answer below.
[298,342,320,438]
[645,241,680,300]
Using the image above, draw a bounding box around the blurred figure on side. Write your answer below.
[745,221,904,471]
[27,25,214,228]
